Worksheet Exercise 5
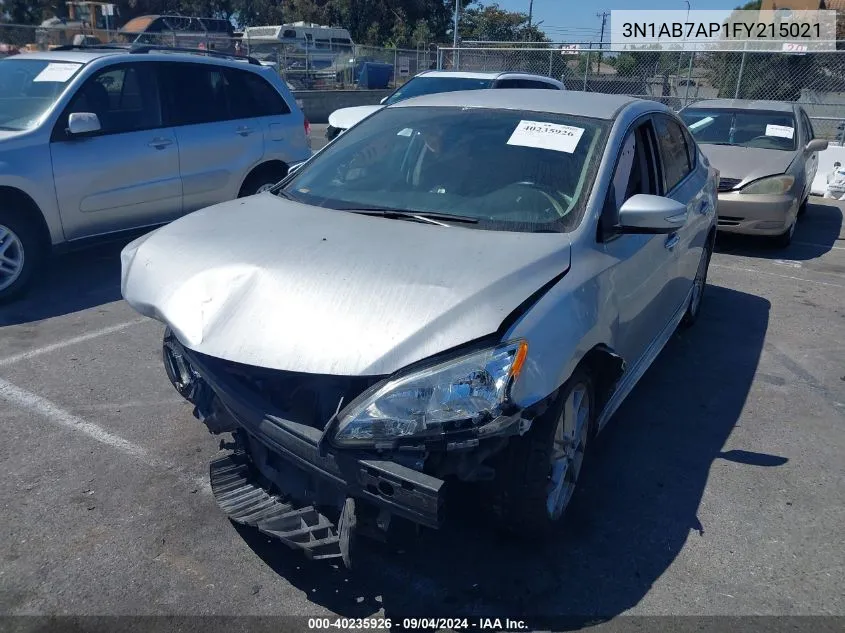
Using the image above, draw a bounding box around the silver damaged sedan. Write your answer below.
[121,90,719,567]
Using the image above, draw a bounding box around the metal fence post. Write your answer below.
[734,42,747,99]
[583,44,591,92]
[393,48,397,88]
[437,47,444,70]
[683,51,694,108]
[549,48,554,78]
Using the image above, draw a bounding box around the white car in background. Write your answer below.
[326,70,566,141]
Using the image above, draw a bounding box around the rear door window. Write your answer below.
[225,68,291,118]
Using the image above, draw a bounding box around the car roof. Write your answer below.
[391,89,645,120]
[685,98,796,113]
[416,69,559,82]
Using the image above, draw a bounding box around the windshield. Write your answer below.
[0,58,82,131]
[281,106,607,233]
[384,76,493,106]
[680,108,797,151]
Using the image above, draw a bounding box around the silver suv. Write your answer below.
[0,45,312,302]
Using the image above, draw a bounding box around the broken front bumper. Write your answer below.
[168,337,446,561]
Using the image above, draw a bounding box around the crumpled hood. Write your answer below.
[698,144,797,186]
[121,196,571,376]
[328,105,384,130]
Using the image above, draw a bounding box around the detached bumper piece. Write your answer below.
[210,450,344,561]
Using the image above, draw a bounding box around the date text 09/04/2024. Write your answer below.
[621,21,822,39]
[307,618,529,630]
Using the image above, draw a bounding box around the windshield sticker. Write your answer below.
[765,124,795,139]
[33,62,81,83]
[688,116,714,130]
[507,120,585,153]
[397,128,413,137]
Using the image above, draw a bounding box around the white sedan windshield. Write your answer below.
[283,106,607,233]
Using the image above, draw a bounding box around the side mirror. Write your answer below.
[805,138,828,153]
[617,194,688,234]
[67,112,101,136]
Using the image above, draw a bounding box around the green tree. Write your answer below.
[457,2,548,43]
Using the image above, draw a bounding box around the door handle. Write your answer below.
[236,126,255,136]
[148,137,173,149]
[665,232,680,251]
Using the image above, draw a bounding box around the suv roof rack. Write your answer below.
[50,43,262,66]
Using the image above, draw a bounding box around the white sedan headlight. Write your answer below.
[332,340,529,447]
[739,174,795,195]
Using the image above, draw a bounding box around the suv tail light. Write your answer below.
[304,119,311,137]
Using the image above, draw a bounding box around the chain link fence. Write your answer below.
[438,44,845,141]
[0,22,438,91]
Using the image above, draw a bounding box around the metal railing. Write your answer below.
[437,44,845,139]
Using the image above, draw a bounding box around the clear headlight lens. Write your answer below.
[739,174,795,195]
[332,340,528,446]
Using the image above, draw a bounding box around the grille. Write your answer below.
[717,177,742,192]
[201,354,383,430]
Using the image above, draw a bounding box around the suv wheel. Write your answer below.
[489,370,594,537]
[239,165,289,198]
[0,208,43,304]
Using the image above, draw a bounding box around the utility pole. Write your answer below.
[453,0,460,49]
[596,11,609,75]
[526,0,534,42]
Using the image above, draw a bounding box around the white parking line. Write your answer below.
[0,318,149,367]
[711,263,845,289]
[0,377,210,494]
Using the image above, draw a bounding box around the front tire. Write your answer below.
[770,217,796,249]
[681,234,714,328]
[489,371,594,537]
[0,207,44,304]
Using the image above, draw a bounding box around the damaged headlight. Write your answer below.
[332,340,528,446]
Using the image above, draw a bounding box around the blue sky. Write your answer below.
[495,0,742,42]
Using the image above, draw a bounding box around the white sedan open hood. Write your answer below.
[121,196,571,376]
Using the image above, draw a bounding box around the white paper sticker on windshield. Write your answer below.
[688,116,714,131]
[765,124,794,139]
[33,62,81,83]
[397,128,413,137]
[507,120,585,153]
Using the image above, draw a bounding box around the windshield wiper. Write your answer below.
[274,188,299,201]
[343,208,479,226]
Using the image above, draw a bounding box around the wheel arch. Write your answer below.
[238,160,290,197]
[0,186,52,251]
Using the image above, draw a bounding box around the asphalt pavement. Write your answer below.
[0,196,843,621]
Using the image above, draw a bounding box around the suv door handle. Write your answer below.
[665,232,680,250]
[148,137,173,149]
[236,126,255,136]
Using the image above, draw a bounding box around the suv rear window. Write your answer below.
[158,63,289,125]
